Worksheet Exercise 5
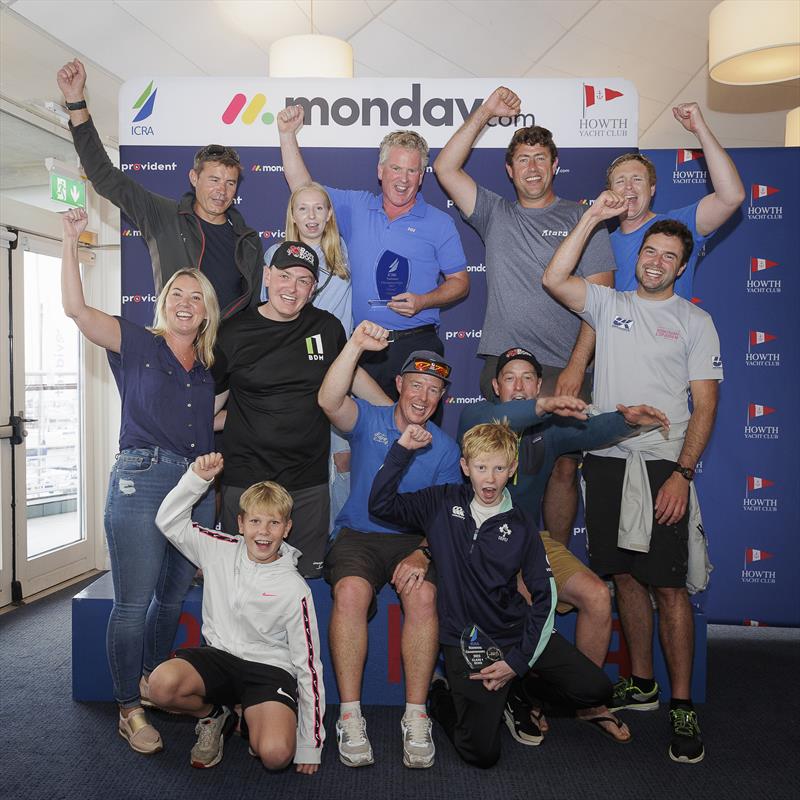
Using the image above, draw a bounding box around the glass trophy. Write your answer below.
[369,250,410,306]
[460,624,504,673]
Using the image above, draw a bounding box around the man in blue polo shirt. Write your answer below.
[318,322,461,770]
[607,102,744,299]
[278,104,469,414]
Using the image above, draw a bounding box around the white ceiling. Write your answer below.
[1,0,799,150]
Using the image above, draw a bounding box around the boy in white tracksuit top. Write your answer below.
[149,453,325,773]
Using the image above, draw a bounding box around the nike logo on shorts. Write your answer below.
[276,687,295,704]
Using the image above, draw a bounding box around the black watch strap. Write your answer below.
[65,99,87,111]
[417,545,433,561]
[673,464,695,482]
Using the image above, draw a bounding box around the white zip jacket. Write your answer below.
[156,468,325,764]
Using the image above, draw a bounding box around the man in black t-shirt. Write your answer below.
[213,242,388,577]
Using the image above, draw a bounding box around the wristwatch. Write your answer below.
[65,99,87,111]
[417,545,433,561]
[673,464,695,482]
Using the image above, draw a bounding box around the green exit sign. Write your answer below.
[50,172,86,209]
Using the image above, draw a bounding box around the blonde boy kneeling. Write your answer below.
[149,453,325,773]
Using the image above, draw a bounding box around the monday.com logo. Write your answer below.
[221,84,509,129]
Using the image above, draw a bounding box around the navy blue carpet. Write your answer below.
[1,575,798,800]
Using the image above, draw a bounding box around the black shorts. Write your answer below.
[175,646,298,713]
[323,528,437,619]
[583,454,689,588]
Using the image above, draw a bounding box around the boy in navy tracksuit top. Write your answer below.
[369,421,612,768]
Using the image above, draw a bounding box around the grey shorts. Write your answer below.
[324,528,437,619]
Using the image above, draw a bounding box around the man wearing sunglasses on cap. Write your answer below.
[318,324,462,770]
[57,59,263,320]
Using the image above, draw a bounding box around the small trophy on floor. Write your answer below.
[460,624,504,672]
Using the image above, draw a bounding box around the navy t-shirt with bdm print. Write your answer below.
[212,304,346,491]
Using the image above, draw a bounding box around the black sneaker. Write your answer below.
[503,692,543,746]
[668,708,705,764]
[609,676,660,711]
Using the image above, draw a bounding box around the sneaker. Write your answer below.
[191,707,236,769]
[118,708,163,755]
[668,708,705,764]
[609,676,660,711]
[336,713,374,767]
[503,692,543,746]
[401,712,435,769]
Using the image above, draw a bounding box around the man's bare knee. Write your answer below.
[332,577,373,616]
[653,586,688,611]
[550,456,577,484]
[401,581,437,620]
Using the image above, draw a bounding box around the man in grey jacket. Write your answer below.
[57,58,263,319]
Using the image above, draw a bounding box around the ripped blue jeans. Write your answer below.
[104,447,214,707]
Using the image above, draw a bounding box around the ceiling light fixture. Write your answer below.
[269,0,353,78]
[709,0,800,85]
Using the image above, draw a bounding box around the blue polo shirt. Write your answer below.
[335,399,462,535]
[107,317,214,456]
[610,201,712,300]
[326,188,466,330]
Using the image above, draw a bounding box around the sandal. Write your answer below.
[580,713,632,744]
[118,708,163,754]
[530,706,550,734]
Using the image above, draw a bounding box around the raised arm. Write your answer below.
[277,105,313,192]
[56,59,90,126]
[318,321,389,432]
[60,209,121,352]
[433,86,521,217]
[543,191,625,312]
[672,103,745,236]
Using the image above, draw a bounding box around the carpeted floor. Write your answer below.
[1,576,798,800]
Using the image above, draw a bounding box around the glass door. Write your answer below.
[0,231,95,602]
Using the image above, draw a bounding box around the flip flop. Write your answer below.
[530,706,550,734]
[581,714,632,744]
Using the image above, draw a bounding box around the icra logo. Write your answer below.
[745,330,779,368]
[222,93,275,125]
[673,149,707,184]
[743,475,778,513]
[744,403,778,440]
[746,256,781,294]
[444,328,481,341]
[748,183,782,220]
[579,84,628,138]
[741,548,776,585]
[131,81,157,136]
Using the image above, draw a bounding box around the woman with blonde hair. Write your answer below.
[61,207,220,755]
[263,182,354,528]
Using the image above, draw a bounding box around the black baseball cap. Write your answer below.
[269,240,319,278]
[495,347,543,378]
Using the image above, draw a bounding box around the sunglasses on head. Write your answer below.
[412,359,451,379]
[197,144,240,163]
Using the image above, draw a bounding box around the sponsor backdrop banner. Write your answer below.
[641,148,799,627]
[117,78,797,626]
